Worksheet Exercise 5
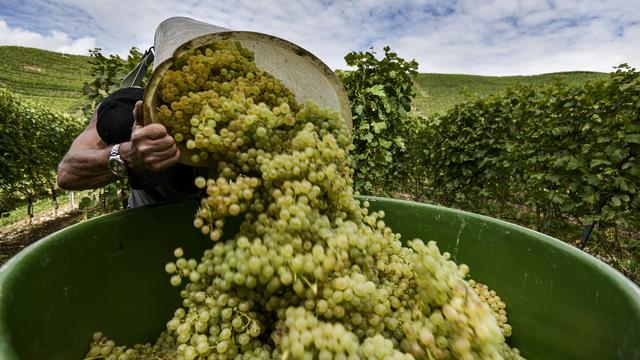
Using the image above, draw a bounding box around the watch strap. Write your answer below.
[108,144,127,177]
[110,144,121,157]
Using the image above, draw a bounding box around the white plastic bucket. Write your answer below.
[143,17,352,165]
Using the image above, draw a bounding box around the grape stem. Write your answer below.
[427,349,436,360]
[234,307,254,331]
[298,274,318,294]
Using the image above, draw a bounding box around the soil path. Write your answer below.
[0,204,84,265]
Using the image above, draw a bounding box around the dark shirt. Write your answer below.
[127,163,202,208]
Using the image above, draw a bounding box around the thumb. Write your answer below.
[132,100,145,130]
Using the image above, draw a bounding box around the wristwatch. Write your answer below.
[108,144,127,177]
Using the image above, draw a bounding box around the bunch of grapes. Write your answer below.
[85,41,525,360]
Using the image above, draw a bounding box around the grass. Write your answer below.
[0,46,92,116]
[0,191,87,227]
[412,71,610,117]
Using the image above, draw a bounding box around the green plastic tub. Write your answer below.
[0,197,638,359]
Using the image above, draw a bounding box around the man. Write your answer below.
[57,87,199,207]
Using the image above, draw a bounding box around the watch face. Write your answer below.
[109,157,126,177]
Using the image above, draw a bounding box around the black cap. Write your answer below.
[96,87,144,145]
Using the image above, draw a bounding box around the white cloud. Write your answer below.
[382,0,640,75]
[1,0,639,75]
[0,19,96,55]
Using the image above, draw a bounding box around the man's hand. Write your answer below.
[121,101,180,172]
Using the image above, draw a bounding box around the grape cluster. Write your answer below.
[469,280,512,338]
[85,41,525,360]
[86,331,175,360]
[156,41,298,165]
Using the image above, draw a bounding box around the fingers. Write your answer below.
[146,148,181,172]
[136,139,180,170]
[128,100,181,172]
[135,135,175,153]
[132,101,145,129]
[134,123,172,140]
[129,124,180,171]
[144,145,180,162]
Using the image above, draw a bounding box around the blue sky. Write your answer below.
[0,0,638,75]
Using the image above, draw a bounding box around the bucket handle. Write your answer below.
[120,47,155,88]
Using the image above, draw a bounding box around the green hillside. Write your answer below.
[0,46,611,118]
[413,71,610,117]
[0,46,92,115]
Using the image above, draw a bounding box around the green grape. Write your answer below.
[194,176,207,189]
[86,40,525,360]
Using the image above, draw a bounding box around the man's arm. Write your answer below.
[56,101,181,190]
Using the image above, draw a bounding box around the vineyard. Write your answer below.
[0,33,638,360]
[341,49,639,282]
[0,88,84,216]
[412,71,610,117]
[0,45,637,284]
[0,46,92,115]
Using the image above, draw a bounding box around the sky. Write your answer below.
[0,0,638,76]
